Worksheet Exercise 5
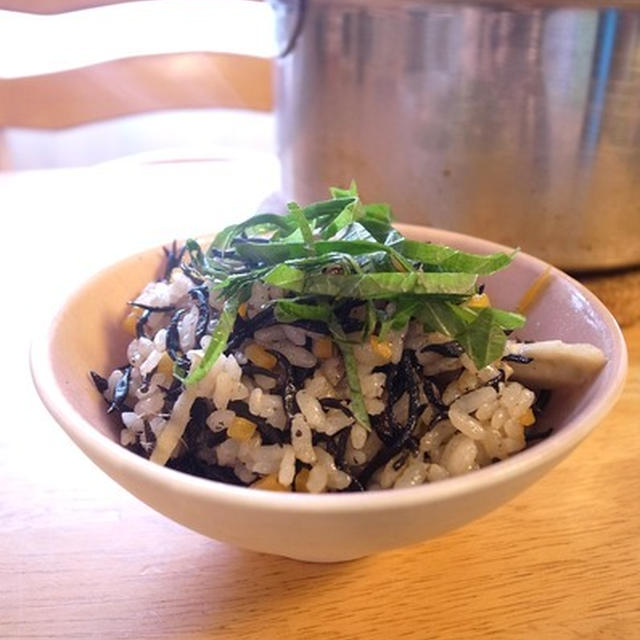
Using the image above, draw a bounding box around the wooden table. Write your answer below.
[2,158,639,639]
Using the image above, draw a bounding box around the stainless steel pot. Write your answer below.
[273,0,640,270]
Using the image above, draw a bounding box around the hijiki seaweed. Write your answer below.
[92,183,557,492]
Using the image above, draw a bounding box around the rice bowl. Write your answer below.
[30,190,627,560]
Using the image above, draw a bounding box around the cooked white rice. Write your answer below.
[93,265,547,494]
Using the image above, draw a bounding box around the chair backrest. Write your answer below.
[0,0,273,130]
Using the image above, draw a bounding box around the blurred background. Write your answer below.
[0,0,275,170]
[0,0,638,285]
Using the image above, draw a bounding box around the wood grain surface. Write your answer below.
[1,161,639,640]
[580,268,640,328]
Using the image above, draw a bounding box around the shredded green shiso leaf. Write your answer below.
[182,182,525,431]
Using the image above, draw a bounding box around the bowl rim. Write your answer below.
[30,223,628,514]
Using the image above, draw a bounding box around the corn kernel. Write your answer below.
[467,292,491,309]
[294,468,310,493]
[519,408,536,427]
[228,417,257,441]
[312,337,334,359]
[238,302,248,319]
[370,335,393,362]
[245,343,277,370]
[251,473,291,492]
[122,307,143,336]
[156,352,174,378]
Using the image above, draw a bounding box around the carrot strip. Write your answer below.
[516,266,552,315]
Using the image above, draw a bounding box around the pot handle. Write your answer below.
[270,0,307,57]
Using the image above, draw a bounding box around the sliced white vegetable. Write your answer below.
[150,355,230,465]
[507,340,606,387]
[149,387,197,465]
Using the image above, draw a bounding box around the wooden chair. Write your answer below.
[0,0,273,169]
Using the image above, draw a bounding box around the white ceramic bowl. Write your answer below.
[30,224,627,562]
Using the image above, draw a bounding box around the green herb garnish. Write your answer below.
[182,182,523,428]
[329,318,372,432]
[184,296,240,385]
